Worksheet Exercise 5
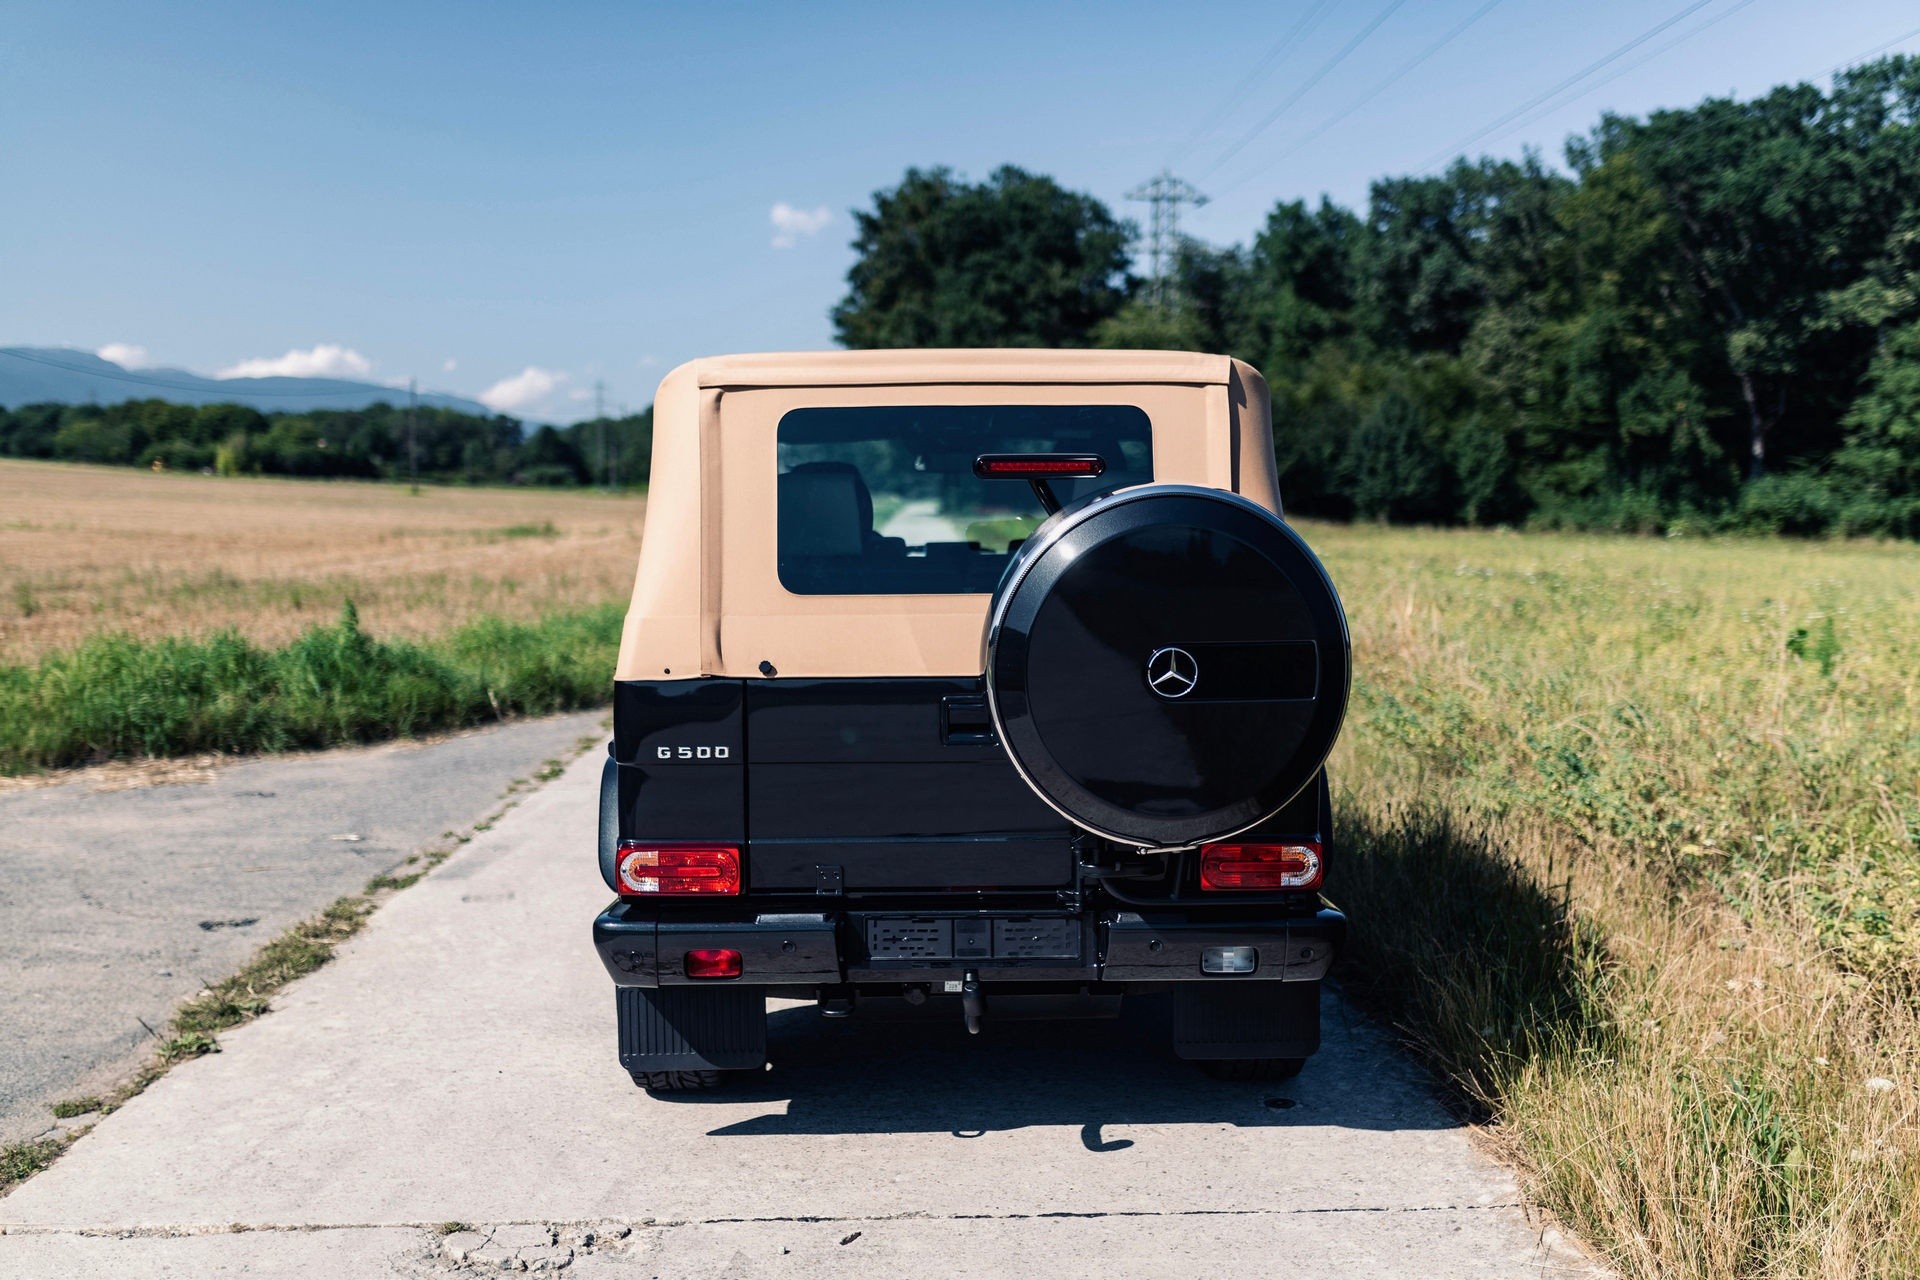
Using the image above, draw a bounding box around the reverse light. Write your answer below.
[1201,945,1258,975]
[1198,842,1322,891]
[684,948,743,979]
[973,453,1106,479]
[616,841,741,896]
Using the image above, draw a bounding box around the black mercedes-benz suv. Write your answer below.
[593,351,1349,1090]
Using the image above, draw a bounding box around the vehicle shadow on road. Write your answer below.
[671,989,1458,1139]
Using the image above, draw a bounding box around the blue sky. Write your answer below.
[5,0,1918,421]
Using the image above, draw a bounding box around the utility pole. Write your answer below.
[613,402,627,491]
[406,377,418,491]
[1126,170,1208,310]
[594,379,608,490]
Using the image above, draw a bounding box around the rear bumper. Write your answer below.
[593,902,1343,990]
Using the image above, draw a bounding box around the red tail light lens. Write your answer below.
[684,948,743,979]
[616,842,741,896]
[1199,842,1322,891]
[973,453,1106,479]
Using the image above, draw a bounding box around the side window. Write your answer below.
[776,405,1152,595]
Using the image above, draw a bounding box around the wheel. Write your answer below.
[986,484,1349,848]
[630,1068,724,1092]
[1200,1057,1305,1082]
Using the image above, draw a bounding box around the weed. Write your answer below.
[495,520,559,539]
[1785,615,1842,677]
[1,1137,64,1190]
[49,1096,102,1119]
[157,1032,221,1063]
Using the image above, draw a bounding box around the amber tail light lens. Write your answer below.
[615,842,741,896]
[1198,842,1322,891]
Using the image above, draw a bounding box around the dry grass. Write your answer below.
[1311,522,1920,1278]
[0,459,643,663]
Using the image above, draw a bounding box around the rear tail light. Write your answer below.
[1198,842,1322,891]
[684,948,743,979]
[615,841,741,896]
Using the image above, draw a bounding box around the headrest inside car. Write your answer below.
[779,468,867,557]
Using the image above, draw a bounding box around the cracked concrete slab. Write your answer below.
[0,711,605,1144]
[0,747,1606,1277]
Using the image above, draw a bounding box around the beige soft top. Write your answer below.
[618,349,1279,681]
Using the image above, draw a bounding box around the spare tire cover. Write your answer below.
[985,484,1349,849]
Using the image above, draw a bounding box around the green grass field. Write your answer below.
[0,601,621,773]
[1311,523,1920,1279]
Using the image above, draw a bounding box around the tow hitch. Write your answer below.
[961,969,985,1034]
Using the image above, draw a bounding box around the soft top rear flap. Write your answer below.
[615,350,1276,682]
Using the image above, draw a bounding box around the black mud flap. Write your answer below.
[617,986,767,1073]
[1172,980,1320,1061]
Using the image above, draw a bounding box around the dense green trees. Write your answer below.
[0,399,654,488]
[838,58,1920,535]
[833,165,1135,348]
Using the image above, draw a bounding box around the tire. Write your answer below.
[1200,1057,1305,1082]
[985,484,1349,849]
[630,1068,724,1092]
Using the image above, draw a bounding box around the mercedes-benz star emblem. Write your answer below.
[1146,646,1199,699]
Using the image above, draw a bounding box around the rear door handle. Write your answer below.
[941,695,996,746]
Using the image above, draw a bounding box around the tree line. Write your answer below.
[0,398,653,488]
[832,58,1920,537]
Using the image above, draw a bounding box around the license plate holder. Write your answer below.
[865,915,1080,962]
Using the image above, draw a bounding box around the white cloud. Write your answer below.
[479,366,567,414]
[566,388,592,403]
[770,202,831,249]
[442,357,458,372]
[217,343,373,380]
[97,342,150,368]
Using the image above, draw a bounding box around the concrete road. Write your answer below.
[0,747,1603,1278]
[0,712,605,1143]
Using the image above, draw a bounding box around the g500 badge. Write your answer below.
[656,745,731,760]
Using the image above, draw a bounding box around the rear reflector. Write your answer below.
[1198,842,1322,891]
[684,948,743,979]
[616,841,741,896]
[973,453,1106,479]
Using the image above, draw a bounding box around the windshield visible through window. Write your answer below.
[776,404,1152,595]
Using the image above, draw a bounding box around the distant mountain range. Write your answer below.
[0,347,492,417]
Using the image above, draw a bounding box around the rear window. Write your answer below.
[777,404,1152,595]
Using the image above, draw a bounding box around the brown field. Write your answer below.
[0,459,644,664]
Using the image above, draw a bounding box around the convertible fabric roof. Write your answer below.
[615,350,1279,680]
[684,349,1238,390]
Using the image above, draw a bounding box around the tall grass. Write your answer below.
[1314,524,1920,1278]
[0,601,620,772]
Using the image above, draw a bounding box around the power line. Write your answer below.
[1211,0,1506,201]
[1417,10,1920,178]
[1447,0,1762,161]
[1411,0,1722,174]
[1200,0,1412,180]
[1165,0,1341,169]
[0,347,425,400]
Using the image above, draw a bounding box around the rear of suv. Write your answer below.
[593,350,1349,1088]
